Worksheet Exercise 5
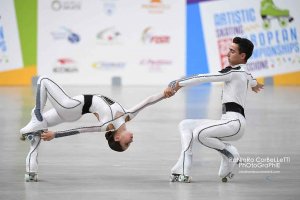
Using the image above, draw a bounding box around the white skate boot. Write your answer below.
[218,152,228,177]
[170,152,192,183]
[20,109,47,141]
[218,144,240,182]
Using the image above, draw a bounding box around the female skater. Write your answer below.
[20,76,169,181]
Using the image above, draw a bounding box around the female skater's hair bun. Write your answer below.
[105,131,113,141]
[105,131,124,152]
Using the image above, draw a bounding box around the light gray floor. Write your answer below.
[0,84,299,200]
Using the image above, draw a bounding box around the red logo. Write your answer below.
[53,58,78,73]
[141,27,170,44]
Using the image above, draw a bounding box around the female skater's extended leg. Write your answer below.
[20,76,82,135]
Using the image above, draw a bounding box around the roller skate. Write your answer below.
[170,173,191,183]
[25,172,38,182]
[260,0,293,29]
[218,144,240,183]
[20,109,47,141]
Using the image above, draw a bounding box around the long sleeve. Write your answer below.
[54,125,102,138]
[126,92,165,120]
[177,72,233,87]
[248,74,257,87]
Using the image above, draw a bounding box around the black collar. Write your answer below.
[219,66,241,73]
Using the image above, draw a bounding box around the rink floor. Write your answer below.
[0,84,299,200]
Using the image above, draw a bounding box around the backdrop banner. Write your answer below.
[200,0,300,77]
[38,0,186,85]
[0,0,23,72]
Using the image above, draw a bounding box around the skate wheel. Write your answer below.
[20,135,26,141]
[170,176,175,182]
[25,173,38,182]
[222,177,228,183]
[178,175,191,183]
[27,134,34,141]
[178,175,184,182]
[170,174,178,182]
[278,18,288,27]
[262,20,271,29]
[228,173,234,179]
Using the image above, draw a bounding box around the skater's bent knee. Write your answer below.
[194,129,209,142]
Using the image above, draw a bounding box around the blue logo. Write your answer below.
[0,26,7,52]
[51,27,80,44]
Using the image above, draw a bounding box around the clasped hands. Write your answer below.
[164,81,181,98]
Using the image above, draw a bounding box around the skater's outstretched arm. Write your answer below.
[125,91,167,120]
[164,71,233,97]
[41,125,103,141]
[169,71,234,88]
[166,69,261,94]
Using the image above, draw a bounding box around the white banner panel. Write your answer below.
[0,0,23,72]
[200,0,300,77]
[38,0,186,85]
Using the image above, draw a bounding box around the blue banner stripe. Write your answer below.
[186,3,209,76]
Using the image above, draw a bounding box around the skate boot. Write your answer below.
[170,173,191,183]
[25,172,38,182]
[260,0,293,29]
[218,152,228,178]
[20,109,47,141]
[218,144,240,183]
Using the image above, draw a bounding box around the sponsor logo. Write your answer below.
[53,58,78,73]
[92,61,126,70]
[0,25,7,52]
[141,27,170,44]
[100,0,118,16]
[141,0,171,14]
[96,27,122,45]
[0,20,9,64]
[51,27,80,43]
[139,58,172,71]
[51,0,82,11]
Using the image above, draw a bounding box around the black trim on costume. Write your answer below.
[28,137,41,173]
[222,102,245,118]
[35,84,43,121]
[217,119,241,139]
[182,134,194,176]
[39,77,81,109]
[98,95,114,121]
[82,95,93,115]
[115,101,127,114]
[101,95,115,105]
[197,119,241,150]
[217,148,234,159]
[55,130,80,138]
[219,66,241,73]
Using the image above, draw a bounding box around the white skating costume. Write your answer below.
[20,77,165,180]
[169,64,257,182]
